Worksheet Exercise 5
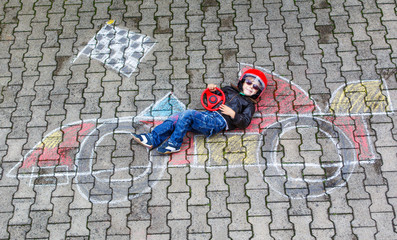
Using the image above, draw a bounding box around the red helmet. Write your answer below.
[239,67,268,99]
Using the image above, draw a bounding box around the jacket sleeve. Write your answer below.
[230,102,255,129]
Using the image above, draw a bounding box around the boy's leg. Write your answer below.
[190,111,226,138]
[132,113,180,149]
[165,110,197,148]
[145,113,181,148]
[160,110,226,151]
[156,110,199,154]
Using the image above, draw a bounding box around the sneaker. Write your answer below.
[132,133,153,149]
[157,141,181,154]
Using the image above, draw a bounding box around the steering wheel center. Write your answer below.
[200,87,226,111]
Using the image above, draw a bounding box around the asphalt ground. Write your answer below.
[1,0,397,239]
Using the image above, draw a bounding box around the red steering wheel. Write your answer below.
[201,87,226,111]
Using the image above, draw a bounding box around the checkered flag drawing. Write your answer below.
[76,21,156,77]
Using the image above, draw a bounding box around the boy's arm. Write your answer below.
[219,105,235,118]
[228,104,255,129]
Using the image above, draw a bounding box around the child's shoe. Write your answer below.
[157,141,180,154]
[132,133,153,149]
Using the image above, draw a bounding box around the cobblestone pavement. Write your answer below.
[1,0,397,239]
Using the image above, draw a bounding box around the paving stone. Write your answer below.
[128,194,150,221]
[327,186,353,214]
[228,202,251,231]
[371,122,395,147]
[352,226,377,240]
[26,210,51,239]
[187,179,208,205]
[187,205,210,234]
[329,214,355,240]
[187,164,209,179]
[30,185,55,211]
[66,209,90,237]
[219,31,238,50]
[9,198,34,225]
[308,201,334,229]
[314,9,333,26]
[107,234,130,240]
[269,229,294,240]
[383,172,397,197]
[128,220,150,240]
[248,216,271,239]
[147,206,171,234]
[268,202,294,231]
[203,23,221,42]
[333,15,352,34]
[349,199,376,227]
[168,192,190,220]
[229,230,252,240]
[0,186,16,212]
[365,13,386,31]
[107,207,130,235]
[1,0,397,238]
[351,23,372,41]
[358,60,378,80]
[288,197,311,216]
[168,219,190,239]
[368,30,391,50]
[0,212,13,239]
[312,228,334,240]
[48,197,73,224]
[366,185,394,212]
[8,224,30,240]
[208,217,231,239]
[188,233,211,240]
[68,184,93,209]
[372,212,397,239]
[346,172,371,199]
[290,215,315,240]
[226,177,249,203]
[382,21,397,39]
[207,191,230,218]
[246,189,270,216]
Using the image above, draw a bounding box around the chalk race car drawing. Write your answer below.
[7,64,393,203]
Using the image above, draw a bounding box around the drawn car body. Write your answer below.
[7,64,394,202]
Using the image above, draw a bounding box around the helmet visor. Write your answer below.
[243,74,265,91]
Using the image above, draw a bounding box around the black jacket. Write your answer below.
[216,86,256,130]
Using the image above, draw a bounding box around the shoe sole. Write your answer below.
[157,149,181,154]
[132,135,153,149]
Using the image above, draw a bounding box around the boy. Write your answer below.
[132,68,267,154]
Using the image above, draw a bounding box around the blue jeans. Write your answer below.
[149,110,227,148]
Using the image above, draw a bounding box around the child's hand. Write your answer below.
[220,104,236,119]
[207,84,217,92]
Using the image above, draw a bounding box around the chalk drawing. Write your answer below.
[75,20,156,77]
[329,80,392,115]
[7,63,395,203]
[183,63,394,199]
[74,119,168,204]
[194,133,261,165]
[7,94,182,204]
[259,117,357,199]
[135,92,186,122]
[20,123,96,169]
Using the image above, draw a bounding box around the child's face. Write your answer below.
[242,76,260,96]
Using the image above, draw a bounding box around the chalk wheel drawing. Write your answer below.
[258,116,357,199]
[75,120,167,204]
